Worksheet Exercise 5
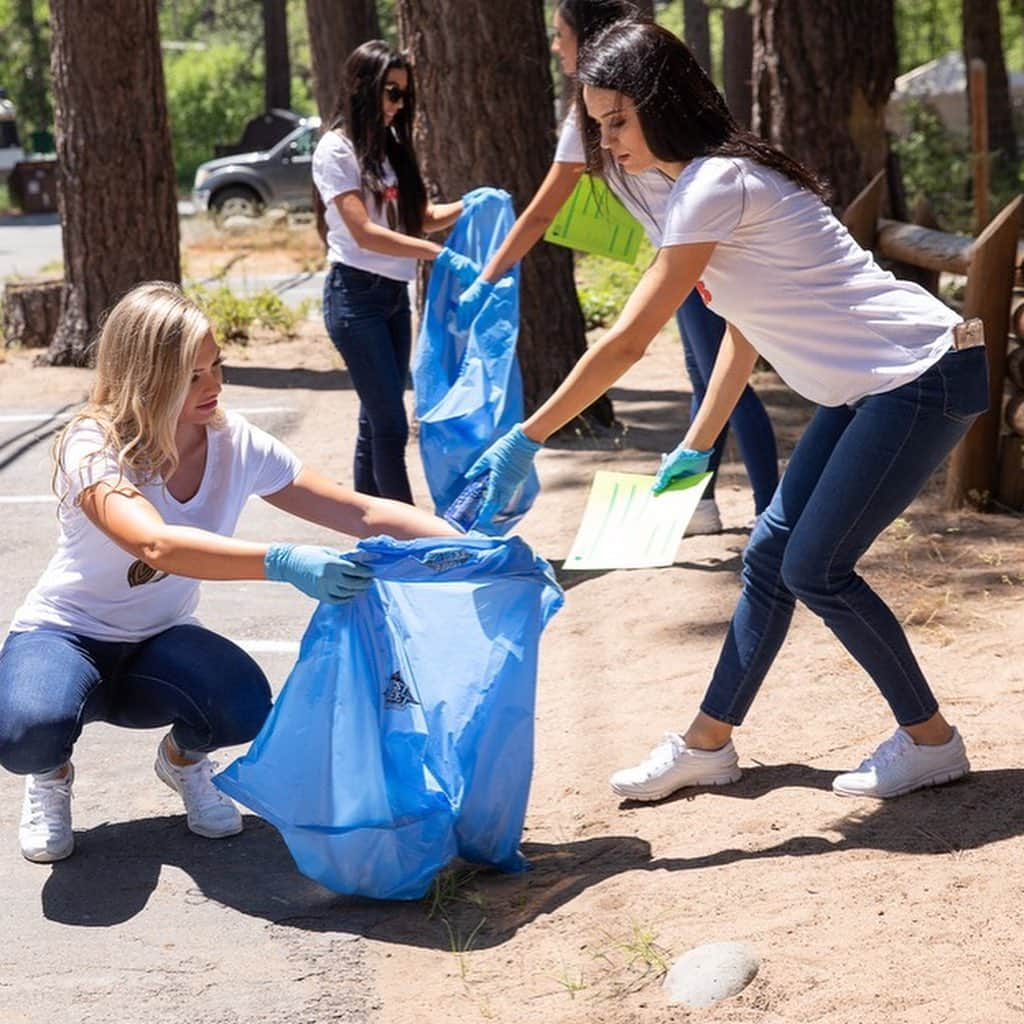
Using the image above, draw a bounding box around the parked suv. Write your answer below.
[192,115,321,218]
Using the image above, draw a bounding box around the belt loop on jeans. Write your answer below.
[952,318,985,351]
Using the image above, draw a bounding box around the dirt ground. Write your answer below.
[3,287,1024,1023]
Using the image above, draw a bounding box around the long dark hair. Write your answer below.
[328,40,427,237]
[576,21,830,202]
[556,0,641,49]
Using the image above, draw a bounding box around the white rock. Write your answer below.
[662,941,759,1008]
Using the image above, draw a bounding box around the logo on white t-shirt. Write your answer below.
[126,560,169,588]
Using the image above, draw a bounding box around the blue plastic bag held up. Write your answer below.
[215,535,563,901]
[413,189,540,533]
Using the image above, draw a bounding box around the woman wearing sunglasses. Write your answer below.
[467,22,988,802]
[460,0,778,533]
[312,40,473,504]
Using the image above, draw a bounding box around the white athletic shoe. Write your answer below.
[20,764,75,863]
[832,727,969,799]
[155,740,242,838]
[610,732,742,801]
[687,498,723,536]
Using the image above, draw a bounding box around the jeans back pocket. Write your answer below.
[939,346,990,423]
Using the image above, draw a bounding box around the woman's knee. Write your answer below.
[0,714,76,775]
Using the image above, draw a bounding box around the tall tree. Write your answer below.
[722,1,753,127]
[396,0,612,427]
[46,0,179,367]
[305,0,380,121]
[14,0,52,141]
[752,0,896,210]
[262,0,291,111]
[962,0,1018,173]
[684,0,712,74]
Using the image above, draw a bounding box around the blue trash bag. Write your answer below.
[215,535,563,901]
[413,188,540,533]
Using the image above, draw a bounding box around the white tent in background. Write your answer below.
[886,50,1024,137]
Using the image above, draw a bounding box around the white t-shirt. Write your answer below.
[312,130,416,282]
[661,157,958,407]
[554,109,673,246]
[10,412,302,643]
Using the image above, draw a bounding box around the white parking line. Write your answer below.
[0,406,296,425]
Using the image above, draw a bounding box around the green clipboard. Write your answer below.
[544,174,643,265]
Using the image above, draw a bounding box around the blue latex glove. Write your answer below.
[434,247,480,288]
[455,276,494,332]
[651,442,714,495]
[465,425,542,527]
[264,544,373,603]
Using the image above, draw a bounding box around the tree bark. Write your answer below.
[752,0,896,210]
[396,0,613,428]
[46,0,179,367]
[2,280,64,348]
[262,0,291,111]
[722,1,753,127]
[962,0,1018,172]
[684,0,712,75]
[305,0,380,122]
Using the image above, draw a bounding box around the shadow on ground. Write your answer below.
[39,766,1024,950]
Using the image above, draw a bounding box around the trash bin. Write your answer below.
[29,129,54,155]
[8,158,58,214]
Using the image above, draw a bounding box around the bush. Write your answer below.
[574,238,653,330]
[188,283,300,343]
[164,44,263,189]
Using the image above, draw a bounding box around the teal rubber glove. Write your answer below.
[434,247,481,288]
[264,544,373,604]
[651,442,713,495]
[465,425,542,527]
[455,276,494,331]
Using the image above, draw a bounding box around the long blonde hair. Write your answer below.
[54,282,218,505]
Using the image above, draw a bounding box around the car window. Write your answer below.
[289,129,316,157]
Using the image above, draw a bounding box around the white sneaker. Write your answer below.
[155,740,242,838]
[610,732,742,801]
[687,498,723,536]
[20,764,75,863]
[832,727,969,799]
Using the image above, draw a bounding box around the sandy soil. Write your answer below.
[3,294,1024,1023]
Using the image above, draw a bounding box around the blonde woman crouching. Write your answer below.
[0,282,454,863]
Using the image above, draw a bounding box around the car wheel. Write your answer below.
[210,186,263,219]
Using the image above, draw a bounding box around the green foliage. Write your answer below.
[187,283,300,343]
[164,44,263,188]
[0,0,52,141]
[0,182,11,215]
[574,238,653,330]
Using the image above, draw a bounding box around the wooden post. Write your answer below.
[945,195,1022,507]
[998,435,1024,511]
[969,58,990,234]
[842,170,886,249]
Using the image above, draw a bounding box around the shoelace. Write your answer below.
[177,758,229,812]
[643,733,687,772]
[858,731,912,771]
[26,777,72,827]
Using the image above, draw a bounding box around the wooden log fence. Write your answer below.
[842,171,1023,509]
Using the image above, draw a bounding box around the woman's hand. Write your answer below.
[464,425,542,526]
[651,443,714,495]
[434,247,481,286]
[264,544,373,603]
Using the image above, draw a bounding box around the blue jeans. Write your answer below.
[323,262,414,503]
[0,625,272,774]
[700,344,989,727]
[675,292,779,513]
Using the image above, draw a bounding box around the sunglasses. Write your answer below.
[383,84,408,104]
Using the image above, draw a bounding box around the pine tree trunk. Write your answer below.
[263,0,291,111]
[45,0,180,367]
[684,0,712,75]
[752,0,896,210]
[963,0,1018,172]
[305,0,380,121]
[395,0,613,429]
[723,1,753,127]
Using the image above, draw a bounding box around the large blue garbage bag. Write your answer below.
[216,535,563,901]
[413,188,540,532]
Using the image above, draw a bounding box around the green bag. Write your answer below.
[544,174,643,264]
